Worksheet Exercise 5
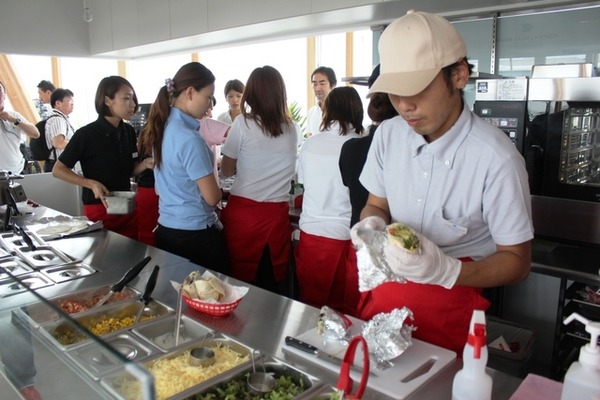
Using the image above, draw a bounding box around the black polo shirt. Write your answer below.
[59,117,138,205]
[339,124,377,227]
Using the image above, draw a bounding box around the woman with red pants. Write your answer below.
[295,86,365,316]
[53,76,153,239]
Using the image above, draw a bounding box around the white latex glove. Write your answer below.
[350,216,387,248]
[384,231,462,289]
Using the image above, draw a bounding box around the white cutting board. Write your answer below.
[282,320,456,399]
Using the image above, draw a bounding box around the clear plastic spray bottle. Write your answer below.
[452,309,493,400]
[560,312,600,400]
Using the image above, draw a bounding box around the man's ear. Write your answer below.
[453,60,470,90]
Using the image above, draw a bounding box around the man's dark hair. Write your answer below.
[442,57,473,94]
[50,88,74,107]
[37,80,56,92]
[311,66,337,87]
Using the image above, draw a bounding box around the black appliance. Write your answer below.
[473,78,529,155]
[526,67,600,246]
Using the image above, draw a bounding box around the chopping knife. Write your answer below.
[285,336,375,376]
[134,265,160,324]
[93,256,152,308]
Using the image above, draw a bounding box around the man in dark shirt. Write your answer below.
[339,65,399,225]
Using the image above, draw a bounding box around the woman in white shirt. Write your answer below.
[295,86,364,316]
[220,66,300,294]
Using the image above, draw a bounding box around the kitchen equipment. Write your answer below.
[334,336,370,400]
[104,191,136,215]
[189,356,322,400]
[40,262,97,283]
[189,346,216,367]
[473,77,529,154]
[13,225,37,251]
[134,265,160,324]
[133,314,212,351]
[22,285,140,326]
[525,63,600,245]
[14,245,75,268]
[101,334,253,400]
[282,316,456,400]
[174,284,183,346]
[285,336,372,375]
[93,256,151,308]
[247,350,276,395]
[41,299,172,350]
[0,271,54,297]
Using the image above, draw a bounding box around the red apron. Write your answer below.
[295,231,360,317]
[83,203,138,241]
[357,257,490,356]
[220,195,291,283]
[135,186,158,246]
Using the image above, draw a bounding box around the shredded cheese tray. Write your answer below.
[104,338,252,400]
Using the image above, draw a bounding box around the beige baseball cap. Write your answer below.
[369,10,466,97]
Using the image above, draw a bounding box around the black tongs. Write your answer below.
[14,225,36,251]
[134,265,160,324]
[93,256,152,308]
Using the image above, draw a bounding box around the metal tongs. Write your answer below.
[13,225,37,251]
[334,336,370,400]
[93,256,152,308]
[134,265,160,324]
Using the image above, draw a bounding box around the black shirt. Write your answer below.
[339,124,377,227]
[59,117,138,205]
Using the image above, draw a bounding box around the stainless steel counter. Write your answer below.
[0,205,523,399]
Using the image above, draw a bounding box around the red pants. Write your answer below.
[357,274,490,355]
[83,203,138,240]
[135,186,158,246]
[220,195,291,283]
[295,231,359,317]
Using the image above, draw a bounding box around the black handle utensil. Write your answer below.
[93,255,152,308]
[14,225,36,251]
[134,265,160,324]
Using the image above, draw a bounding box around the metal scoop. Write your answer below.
[134,265,160,324]
[247,350,276,395]
[188,332,216,367]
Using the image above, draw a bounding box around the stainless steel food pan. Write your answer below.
[132,314,213,351]
[39,299,172,350]
[23,285,140,326]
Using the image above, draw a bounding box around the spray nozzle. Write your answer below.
[564,313,600,353]
[467,310,487,359]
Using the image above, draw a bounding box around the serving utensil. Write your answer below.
[93,256,151,308]
[13,225,36,251]
[134,265,160,324]
[247,349,276,395]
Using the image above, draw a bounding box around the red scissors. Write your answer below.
[335,336,370,399]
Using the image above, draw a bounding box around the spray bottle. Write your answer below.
[560,313,600,400]
[452,309,493,400]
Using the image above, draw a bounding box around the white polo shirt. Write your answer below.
[298,124,360,239]
[360,105,534,260]
[221,116,300,202]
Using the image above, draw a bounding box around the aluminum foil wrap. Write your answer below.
[316,306,353,340]
[362,307,415,366]
[356,229,406,292]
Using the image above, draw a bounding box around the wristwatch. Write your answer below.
[14,118,21,126]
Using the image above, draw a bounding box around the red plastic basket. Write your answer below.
[183,295,242,317]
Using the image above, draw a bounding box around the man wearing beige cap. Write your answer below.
[351,10,533,354]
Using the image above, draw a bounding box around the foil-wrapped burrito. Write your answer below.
[362,307,415,366]
[355,222,421,291]
[317,306,352,340]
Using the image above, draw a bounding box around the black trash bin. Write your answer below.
[486,316,537,378]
